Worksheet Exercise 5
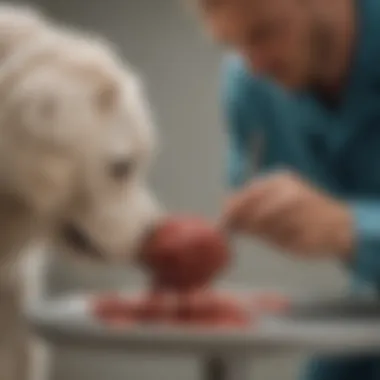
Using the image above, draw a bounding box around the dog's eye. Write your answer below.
[110,160,134,180]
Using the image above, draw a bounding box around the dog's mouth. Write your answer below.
[61,222,158,262]
[61,223,105,260]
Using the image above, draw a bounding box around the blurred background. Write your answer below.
[14,0,348,379]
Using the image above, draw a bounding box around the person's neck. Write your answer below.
[325,0,356,93]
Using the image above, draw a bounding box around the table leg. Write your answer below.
[202,356,252,380]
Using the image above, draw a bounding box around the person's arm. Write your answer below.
[347,201,380,283]
[224,90,250,189]
[221,55,268,189]
[221,57,380,284]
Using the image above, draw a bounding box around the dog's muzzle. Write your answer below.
[61,222,159,262]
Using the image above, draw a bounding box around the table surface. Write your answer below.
[26,291,380,356]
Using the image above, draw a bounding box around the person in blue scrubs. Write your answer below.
[193,0,380,379]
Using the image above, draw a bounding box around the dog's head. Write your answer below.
[0,4,49,60]
[0,9,162,263]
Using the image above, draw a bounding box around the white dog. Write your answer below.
[0,5,161,380]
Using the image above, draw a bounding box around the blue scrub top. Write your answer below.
[221,0,380,290]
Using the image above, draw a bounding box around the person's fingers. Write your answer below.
[229,177,304,240]
[245,196,317,254]
[245,183,300,234]
[270,211,322,255]
[223,175,281,228]
[221,171,331,255]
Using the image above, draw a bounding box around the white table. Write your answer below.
[26,293,380,380]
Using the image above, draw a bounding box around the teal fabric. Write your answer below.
[221,0,380,378]
[302,356,379,380]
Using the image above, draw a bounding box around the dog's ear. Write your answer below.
[0,69,80,214]
[5,66,96,149]
[14,65,124,147]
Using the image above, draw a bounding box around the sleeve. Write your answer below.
[348,201,380,283]
[223,86,250,189]
[220,55,267,190]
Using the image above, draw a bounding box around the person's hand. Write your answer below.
[222,171,354,258]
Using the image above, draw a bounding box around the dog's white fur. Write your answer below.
[0,5,161,380]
